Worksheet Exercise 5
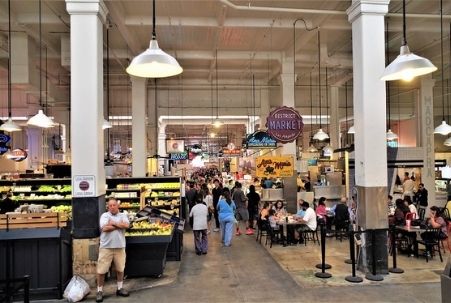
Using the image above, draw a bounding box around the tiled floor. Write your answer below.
[38,229,448,303]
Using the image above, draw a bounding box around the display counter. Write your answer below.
[260,188,283,202]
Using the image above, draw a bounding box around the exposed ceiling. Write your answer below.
[0,0,451,147]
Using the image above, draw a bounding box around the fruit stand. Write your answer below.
[125,219,174,277]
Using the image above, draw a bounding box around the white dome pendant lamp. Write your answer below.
[385,21,398,142]
[126,0,182,78]
[381,0,437,81]
[0,0,21,132]
[313,30,329,141]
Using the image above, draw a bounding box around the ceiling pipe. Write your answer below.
[219,0,451,20]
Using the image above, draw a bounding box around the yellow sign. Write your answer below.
[256,156,294,178]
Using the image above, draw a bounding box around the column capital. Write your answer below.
[66,0,108,23]
[347,0,390,24]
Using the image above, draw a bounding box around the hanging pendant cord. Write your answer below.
[317,29,322,129]
[106,26,111,158]
[216,49,219,119]
[402,0,407,46]
[345,82,348,146]
[39,0,43,110]
[386,20,391,130]
[310,72,313,138]
[45,47,48,114]
[152,0,156,40]
[7,0,12,117]
[325,67,328,133]
[441,0,445,122]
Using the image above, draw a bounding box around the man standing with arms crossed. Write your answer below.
[96,198,130,302]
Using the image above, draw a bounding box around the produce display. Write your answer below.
[115,182,179,190]
[125,220,173,236]
[50,205,72,219]
[149,198,179,208]
[118,202,140,209]
[112,192,138,198]
[148,183,179,190]
[150,191,180,198]
[0,186,11,192]
[12,186,32,192]
[12,193,71,201]
[38,185,57,192]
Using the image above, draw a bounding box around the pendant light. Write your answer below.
[313,30,329,141]
[28,0,53,128]
[445,24,451,146]
[103,25,113,130]
[385,21,398,141]
[0,0,21,132]
[381,0,437,81]
[322,67,333,154]
[212,49,222,128]
[434,0,451,135]
[126,0,182,78]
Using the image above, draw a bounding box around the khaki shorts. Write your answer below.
[97,248,126,274]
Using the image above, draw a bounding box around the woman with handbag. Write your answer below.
[217,188,236,247]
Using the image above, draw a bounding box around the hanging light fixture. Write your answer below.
[384,20,398,141]
[304,73,317,152]
[347,125,355,134]
[103,25,113,130]
[322,68,333,154]
[126,0,182,78]
[28,0,53,128]
[381,0,437,81]
[0,0,21,132]
[212,49,222,128]
[434,0,451,135]
[313,30,329,141]
[445,25,451,146]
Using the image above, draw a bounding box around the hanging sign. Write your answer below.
[0,133,11,155]
[222,148,241,157]
[170,152,188,161]
[73,175,96,197]
[266,106,303,143]
[246,130,277,149]
[166,140,185,153]
[256,155,294,178]
[8,148,27,162]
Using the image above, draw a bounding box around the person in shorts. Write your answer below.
[96,198,130,302]
[232,182,253,235]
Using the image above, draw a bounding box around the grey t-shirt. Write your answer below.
[99,211,129,249]
[232,188,247,209]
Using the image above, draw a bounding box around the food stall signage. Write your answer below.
[170,152,188,161]
[73,175,96,197]
[256,156,294,177]
[246,131,277,149]
[8,148,27,162]
[266,106,303,143]
[222,148,241,157]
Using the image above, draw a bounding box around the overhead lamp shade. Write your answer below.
[0,118,21,132]
[381,45,437,82]
[126,39,183,78]
[212,118,223,128]
[323,144,334,156]
[386,129,398,141]
[27,110,54,128]
[434,120,451,135]
[102,119,112,130]
[313,128,329,141]
[444,137,451,147]
[347,125,355,134]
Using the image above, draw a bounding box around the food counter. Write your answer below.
[313,185,346,200]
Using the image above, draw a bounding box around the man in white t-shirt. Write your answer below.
[294,201,317,243]
[189,197,209,255]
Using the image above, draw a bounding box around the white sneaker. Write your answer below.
[213,228,219,232]
[207,230,211,234]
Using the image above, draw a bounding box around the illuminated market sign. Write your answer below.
[266,106,303,143]
[246,130,277,149]
[170,152,188,161]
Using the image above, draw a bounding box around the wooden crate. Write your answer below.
[0,212,68,229]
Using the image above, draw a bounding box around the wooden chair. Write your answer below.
[256,217,270,244]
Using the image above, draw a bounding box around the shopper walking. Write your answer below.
[96,198,130,302]
[190,194,209,255]
[203,188,214,233]
[212,179,223,232]
[217,188,236,247]
[246,185,260,229]
[232,182,252,235]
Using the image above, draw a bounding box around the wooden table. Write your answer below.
[394,225,427,257]
[277,219,304,246]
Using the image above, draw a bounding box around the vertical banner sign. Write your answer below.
[266,106,304,143]
[256,156,294,178]
[73,175,96,197]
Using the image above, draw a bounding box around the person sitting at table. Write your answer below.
[296,199,306,218]
[393,199,409,226]
[273,200,287,218]
[260,201,271,220]
[294,201,317,244]
[404,196,418,219]
[421,206,449,254]
[334,197,350,234]
[316,197,327,223]
[268,209,279,231]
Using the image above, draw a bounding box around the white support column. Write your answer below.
[419,76,436,211]
[66,0,108,238]
[131,77,148,177]
[330,86,340,156]
[347,0,390,274]
[157,123,167,174]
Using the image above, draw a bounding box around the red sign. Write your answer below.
[79,181,90,191]
[7,148,28,162]
[266,106,303,143]
[222,149,241,157]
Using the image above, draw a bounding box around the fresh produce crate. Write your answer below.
[0,212,68,230]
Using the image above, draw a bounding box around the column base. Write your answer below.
[72,195,106,239]
[72,238,100,287]
[358,229,389,275]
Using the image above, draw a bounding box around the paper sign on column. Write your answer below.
[73,175,96,197]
